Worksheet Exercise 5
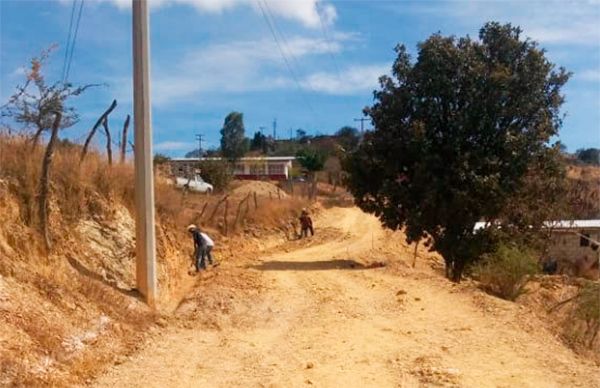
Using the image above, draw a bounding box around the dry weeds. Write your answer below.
[0,135,317,385]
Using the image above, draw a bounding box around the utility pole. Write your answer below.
[195,133,203,160]
[132,0,157,307]
[354,117,368,133]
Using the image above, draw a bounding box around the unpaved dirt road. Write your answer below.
[93,207,599,387]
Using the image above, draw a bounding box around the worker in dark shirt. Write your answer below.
[187,224,207,271]
[299,208,314,238]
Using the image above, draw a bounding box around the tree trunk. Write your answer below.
[38,112,62,252]
[449,259,465,283]
[81,99,117,162]
[102,116,112,165]
[120,114,130,163]
[31,127,44,150]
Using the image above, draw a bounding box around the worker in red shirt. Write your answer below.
[299,208,314,238]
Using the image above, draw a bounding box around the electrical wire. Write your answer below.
[256,0,317,118]
[262,0,318,97]
[64,0,85,83]
[61,0,77,82]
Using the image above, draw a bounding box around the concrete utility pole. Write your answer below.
[132,0,157,307]
[354,117,368,133]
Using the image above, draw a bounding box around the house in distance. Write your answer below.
[169,156,296,181]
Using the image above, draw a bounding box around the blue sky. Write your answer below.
[1,0,599,156]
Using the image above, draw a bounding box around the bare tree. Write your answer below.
[120,114,131,163]
[101,116,113,165]
[1,47,97,147]
[38,112,62,251]
[80,99,117,162]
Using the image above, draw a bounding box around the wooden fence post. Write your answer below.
[253,191,258,210]
[197,201,208,221]
[233,193,251,231]
[208,195,229,222]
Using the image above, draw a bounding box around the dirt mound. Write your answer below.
[231,180,288,200]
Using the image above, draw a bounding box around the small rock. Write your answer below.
[396,290,407,296]
[414,297,421,301]
[305,379,313,385]
[306,362,314,369]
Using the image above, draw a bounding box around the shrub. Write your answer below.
[475,243,538,300]
[573,281,600,347]
[197,160,233,192]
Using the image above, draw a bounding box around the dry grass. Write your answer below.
[0,135,319,385]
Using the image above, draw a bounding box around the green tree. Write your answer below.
[220,111,247,161]
[343,22,570,281]
[297,148,326,199]
[335,126,360,151]
[153,153,171,165]
[575,148,600,165]
[250,131,267,151]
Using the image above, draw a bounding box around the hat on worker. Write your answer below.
[187,224,197,232]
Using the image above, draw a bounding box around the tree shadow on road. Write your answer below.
[247,259,372,271]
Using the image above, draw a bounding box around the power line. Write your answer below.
[256,0,317,118]
[64,0,85,83]
[262,1,318,97]
[61,0,77,82]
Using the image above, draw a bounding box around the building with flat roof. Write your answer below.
[474,220,599,278]
[169,156,295,181]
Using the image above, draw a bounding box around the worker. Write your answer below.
[199,230,215,267]
[299,208,314,238]
[187,224,207,271]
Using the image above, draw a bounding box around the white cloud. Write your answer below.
[577,69,600,82]
[145,34,349,106]
[154,140,191,151]
[10,67,26,78]
[396,0,600,46]
[301,64,388,95]
[101,0,336,28]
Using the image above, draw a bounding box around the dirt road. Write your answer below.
[93,207,599,387]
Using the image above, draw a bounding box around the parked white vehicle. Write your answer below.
[175,174,213,193]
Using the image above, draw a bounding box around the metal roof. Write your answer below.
[474,220,600,231]
[170,156,295,162]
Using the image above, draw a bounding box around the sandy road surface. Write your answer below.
[93,207,599,387]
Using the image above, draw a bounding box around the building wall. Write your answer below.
[547,229,600,263]
[168,159,292,181]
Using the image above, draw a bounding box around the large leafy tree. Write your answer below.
[343,22,570,281]
[220,111,247,161]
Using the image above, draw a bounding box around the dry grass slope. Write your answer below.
[0,135,309,385]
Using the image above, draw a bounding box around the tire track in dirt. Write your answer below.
[92,207,599,388]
